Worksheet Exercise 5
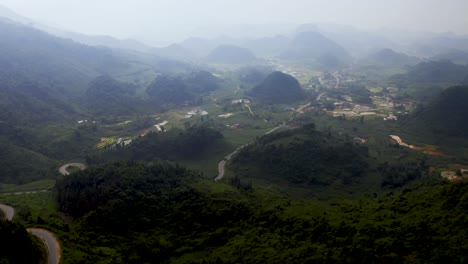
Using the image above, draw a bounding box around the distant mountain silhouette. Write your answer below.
[249,71,306,104]
[409,35,468,57]
[297,23,397,57]
[279,31,351,64]
[242,35,290,57]
[206,45,256,64]
[390,60,468,86]
[151,44,197,60]
[432,49,468,65]
[0,4,32,24]
[360,48,420,67]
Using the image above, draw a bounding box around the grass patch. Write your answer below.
[0,192,57,224]
[0,179,55,193]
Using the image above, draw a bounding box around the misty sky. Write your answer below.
[1,0,467,45]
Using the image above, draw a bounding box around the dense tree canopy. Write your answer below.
[0,220,44,264]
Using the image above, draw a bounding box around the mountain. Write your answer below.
[179,36,241,57]
[242,35,290,57]
[45,29,154,53]
[146,75,193,105]
[237,66,274,88]
[360,48,420,67]
[151,43,196,60]
[0,4,31,24]
[409,34,468,57]
[279,31,351,64]
[205,45,256,64]
[409,86,468,137]
[432,49,468,65]
[183,71,222,93]
[0,19,155,182]
[248,71,306,104]
[0,19,130,97]
[297,23,398,57]
[390,60,468,87]
[146,71,221,105]
[0,3,154,53]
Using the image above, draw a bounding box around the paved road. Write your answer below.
[296,103,311,114]
[0,204,14,220]
[266,123,286,135]
[58,163,87,176]
[317,92,326,101]
[0,204,61,264]
[215,144,248,181]
[215,97,315,181]
[27,228,61,264]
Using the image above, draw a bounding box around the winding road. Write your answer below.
[58,163,87,176]
[317,92,326,101]
[0,162,87,263]
[0,205,61,264]
[215,96,314,181]
[0,204,14,220]
[215,144,248,181]
[27,228,61,264]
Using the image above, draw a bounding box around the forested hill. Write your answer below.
[93,125,225,164]
[85,75,141,116]
[55,161,468,263]
[360,48,420,67]
[146,71,222,105]
[231,124,369,186]
[404,85,468,137]
[0,19,126,96]
[249,71,306,104]
[0,19,131,125]
[390,60,468,87]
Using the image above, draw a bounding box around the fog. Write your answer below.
[1,0,467,46]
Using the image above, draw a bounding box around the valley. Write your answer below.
[0,3,467,263]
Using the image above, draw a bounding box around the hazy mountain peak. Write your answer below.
[0,4,31,24]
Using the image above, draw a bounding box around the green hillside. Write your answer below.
[85,75,142,116]
[231,124,369,186]
[390,60,468,87]
[361,48,420,67]
[249,71,306,104]
[53,161,468,263]
[0,220,45,263]
[405,85,468,137]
